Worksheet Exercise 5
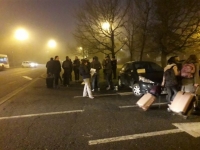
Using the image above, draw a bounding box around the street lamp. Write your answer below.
[15,28,29,41]
[102,22,110,31]
[48,39,57,48]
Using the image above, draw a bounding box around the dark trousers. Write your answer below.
[74,69,80,81]
[63,69,70,86]
[112,67,117,79]
[106,73,112,87]
[54,72,60,86]
[166,85,178,102]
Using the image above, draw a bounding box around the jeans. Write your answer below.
[166,86,178,102]
[83,78,93,97]
[74,69,80,81]
[91,74,99,90]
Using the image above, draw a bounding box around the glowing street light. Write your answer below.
[48,39,57,48]
[15,28,29,41]
[102,22,110,31]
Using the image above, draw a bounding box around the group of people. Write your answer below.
[46,55,117,99]
[46,56,80,88]
[161,54,199,104]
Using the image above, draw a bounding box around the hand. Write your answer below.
[194,84,199,87]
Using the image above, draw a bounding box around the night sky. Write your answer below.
[0,0,83,63]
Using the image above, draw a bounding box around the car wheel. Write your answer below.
[132,83,143,97]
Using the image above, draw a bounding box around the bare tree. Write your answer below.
[74,0,130,58]
[151,0,200,66]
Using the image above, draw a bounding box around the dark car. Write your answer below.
[118,61,164,97]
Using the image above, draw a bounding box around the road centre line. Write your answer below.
[0,110,84,120]
[119,102,168,109]
[88,129,183,145]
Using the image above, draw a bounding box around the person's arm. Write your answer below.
[173,65,179,76]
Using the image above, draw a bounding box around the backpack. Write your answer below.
[181,63,195,78]
[164,65,177,87]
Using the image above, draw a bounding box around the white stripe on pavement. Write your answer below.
[0,110,84,120]
[88,129,182,145]
[22,76,33,80]
[119,102,168,109]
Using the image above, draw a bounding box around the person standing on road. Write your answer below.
[62,56,72,87]
[46,57,54,74]
[73,56,80,82]
[79,59,94,99]
[53,56,61,89]
[161,57,179,103]
[111,56,117,79]
[102,55,113,90]
[90,56,102,91]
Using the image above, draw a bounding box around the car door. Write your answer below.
[146,62,164,83]
[119,63,133,86]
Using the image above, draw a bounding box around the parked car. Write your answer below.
[21,61,38,68]
[118,61,164,97]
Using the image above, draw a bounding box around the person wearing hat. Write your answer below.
[79,59,94,99]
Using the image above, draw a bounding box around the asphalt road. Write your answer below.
[0,65,200,150]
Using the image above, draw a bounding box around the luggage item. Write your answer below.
[168,87,199,118]
[46,74,54,88]
[136,93,156,111]
[149,85,162,95]
[168,91,194,115]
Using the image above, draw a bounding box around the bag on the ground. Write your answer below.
[164,65,177,87]
[181,63,195,78]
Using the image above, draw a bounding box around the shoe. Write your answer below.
[92,89,95,92]
[89,96,94,99]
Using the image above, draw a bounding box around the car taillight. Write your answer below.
[139,76,154,83]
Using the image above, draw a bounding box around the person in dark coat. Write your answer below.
[46,57,54,74]
[90,56,102,91]
[111,56,117,79]
[73,56,80,82]
[53,56,61,88]
[62,56,72,87]
[102,55,113,90]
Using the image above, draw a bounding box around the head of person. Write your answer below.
[82,59,88,65]
[173,56,180,63]
[93,56,98,61]
[55,56,59,60]
[112,56,115,59]
[75,56,78,60]
[185,54,199,63]
[167,56,176,65]
[50,57,53,61]
[66,56,69,60]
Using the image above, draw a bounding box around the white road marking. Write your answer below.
[119,102,168,109]
[173,122,200,138]
[89,122,200,145]
[74,93,117,98]
[88,129,183,145]
[0,110,84,120]
[22,76,32,80]
[118,92,133,96]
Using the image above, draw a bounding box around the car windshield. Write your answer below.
[150,62,163,71]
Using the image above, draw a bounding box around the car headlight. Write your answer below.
[139,76,154,83]
[30,63,35,67]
